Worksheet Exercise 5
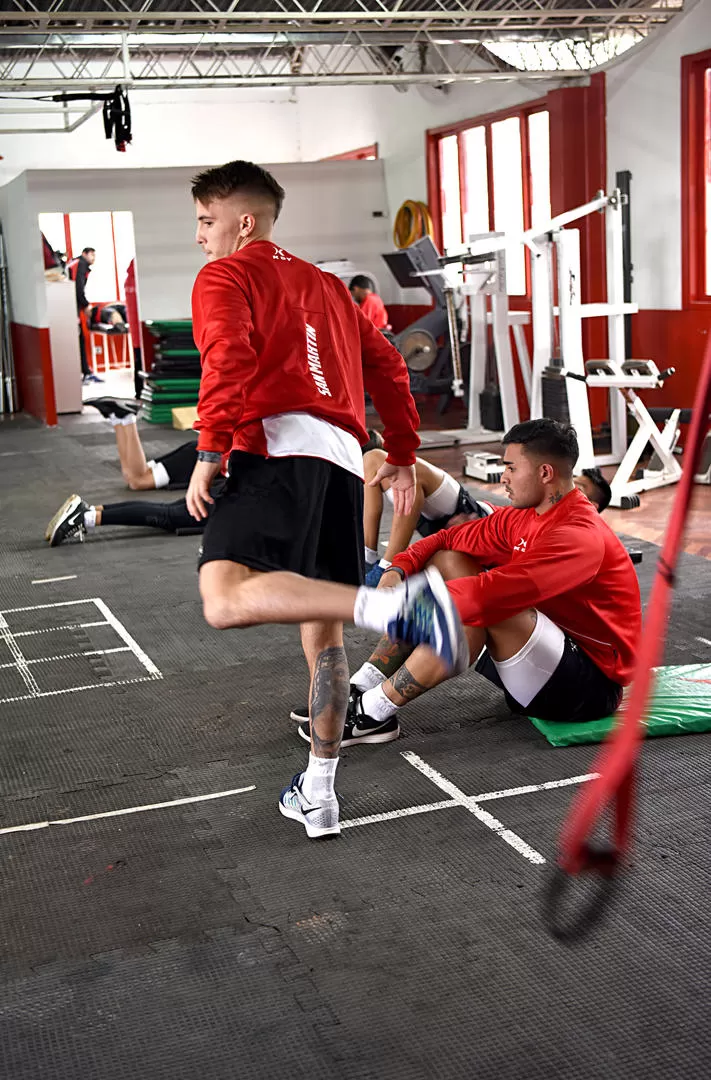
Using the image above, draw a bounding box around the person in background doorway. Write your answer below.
[349,274,390,331]
[68,246,102,385]
[124,258,143,399]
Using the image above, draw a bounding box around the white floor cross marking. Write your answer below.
[0,598,162,704]
[342,751,599,866]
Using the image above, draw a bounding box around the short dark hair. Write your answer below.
[362,428,384,454]
[349,275,374,291]
[581,467,612,512]
[191,160,285,221]
[82,247,95,254]
[502,418,579,476]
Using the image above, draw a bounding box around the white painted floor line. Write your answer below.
[474,773,599,803]
[13,621,109,638]
[0,674,160,706]
[0,612,41,698]
[696,637,711,649]
[92,597,162,679]
[342,799,456,829]
[1,598,96,614]
[0,647,131,671]
[402,751,546,865]
[31,575,78,585]
[0,785,256,837]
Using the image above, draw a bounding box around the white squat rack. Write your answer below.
[450,190,697,508]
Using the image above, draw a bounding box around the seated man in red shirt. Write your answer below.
[349,275,390,330]
[294,418,642,747]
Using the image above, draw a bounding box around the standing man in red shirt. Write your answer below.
[294,419,642,747]
[185,160,469,839]
[349,274,390,330]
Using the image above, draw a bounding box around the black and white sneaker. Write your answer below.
[290,683,360,723]
[297,688,400,747]
[84,396,139,420]
[46,495,90,547]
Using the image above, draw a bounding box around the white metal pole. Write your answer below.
[556,229,595,468]
[605,193,628,461]
[529,238,553,419]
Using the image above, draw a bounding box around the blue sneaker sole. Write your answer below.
[422,567,469,675]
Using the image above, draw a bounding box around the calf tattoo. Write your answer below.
[390,665,430,704]
[369,634,415,677]
[310,646,349,758]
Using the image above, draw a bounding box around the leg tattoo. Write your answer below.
[310,645,349,758]
[369,634,415,678]
[388,664,431,706]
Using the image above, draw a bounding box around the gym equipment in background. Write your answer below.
[141,320,200,424]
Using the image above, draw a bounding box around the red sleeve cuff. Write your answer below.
[195,427,233,454]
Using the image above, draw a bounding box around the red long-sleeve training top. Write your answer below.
[392,488,641,685]
[192,241,419,465]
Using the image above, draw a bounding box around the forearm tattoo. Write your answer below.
[390,664,430,704]
[369,634,415,677]
[309,646,349,758]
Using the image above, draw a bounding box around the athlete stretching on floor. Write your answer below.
[362,431,493,586]
[183,159,468,839]
[293,419,641,747]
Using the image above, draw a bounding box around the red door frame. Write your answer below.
[681,47,711,308]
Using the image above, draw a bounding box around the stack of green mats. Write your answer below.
[530,664,711,746]
[143,321,201,423]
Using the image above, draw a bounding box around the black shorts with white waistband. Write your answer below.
[416,484,489,538]
[475,635,624,724]
[198,451,365,585]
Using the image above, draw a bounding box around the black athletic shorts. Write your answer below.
[416,485,488,538]
[155,440,198,489]
[198,451,365,585]
[475,635,624,723]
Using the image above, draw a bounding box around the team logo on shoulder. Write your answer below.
[273,246,291,261]
[513,537,527,553]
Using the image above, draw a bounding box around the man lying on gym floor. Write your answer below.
[44,430,386,547]
[362,430,495,586]
[292,418,641,746]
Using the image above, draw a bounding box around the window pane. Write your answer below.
[461,126,489,241]
[439,134,463,251]
[705,68,711,295]
[491,116,526,294]
[528,110,552,231]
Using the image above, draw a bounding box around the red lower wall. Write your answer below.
[10,323,57,426]
[633,308,711,412]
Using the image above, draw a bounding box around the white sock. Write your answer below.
[301,754,338,802]
[364,545,378,565]
[83,508,97,529]
[351,661,386,692]
[353,582,406,634]
[361,683,398,723]
[109,412,137,427]
[378,558,392,569]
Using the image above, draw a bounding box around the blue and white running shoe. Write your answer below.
[385,567,469,675]
[278,773,340,839]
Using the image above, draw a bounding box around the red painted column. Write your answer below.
[548,73,608,426]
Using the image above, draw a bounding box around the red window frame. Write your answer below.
[426,97,548,296]
[681,48,711,307]
[320,143,379,161]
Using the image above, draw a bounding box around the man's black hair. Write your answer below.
[502,418,579,476]
[191,160,285,221]
[349,274,374,291]
[362,428,384,454]
[82,247,95,255]
[581,466,612,512]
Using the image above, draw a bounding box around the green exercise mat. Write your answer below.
[530,664,711,746]
[145,320,193,333]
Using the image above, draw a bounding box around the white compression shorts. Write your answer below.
[491,610,565,707]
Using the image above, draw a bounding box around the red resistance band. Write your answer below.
[556,337,711,878]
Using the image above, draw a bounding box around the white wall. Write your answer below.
[0,88,299,188]
[606,0,711,310]
[0,173,45,327]
[3,159,391,328]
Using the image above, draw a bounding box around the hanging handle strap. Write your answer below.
[543,339,711,938]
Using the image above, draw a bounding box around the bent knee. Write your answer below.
[123,470,154,491]
[427,548,484,580]
[201,595,249,630]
